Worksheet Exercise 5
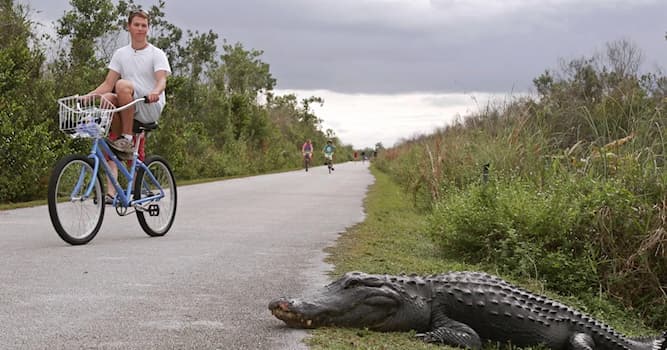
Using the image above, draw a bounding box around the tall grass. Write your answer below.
[374,45,667,329]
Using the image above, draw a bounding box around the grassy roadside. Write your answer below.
[309,168,462,349]
[305,167,655,350]
[0,166,302,211]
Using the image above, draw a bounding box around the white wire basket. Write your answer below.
[57,95,116,138]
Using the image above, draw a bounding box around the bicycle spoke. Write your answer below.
[135,156,177,237]
[48,156,104,245]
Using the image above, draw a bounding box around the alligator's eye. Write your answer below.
[344,279,362,289]
[344,276,384,289]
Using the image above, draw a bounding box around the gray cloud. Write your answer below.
[22,0,667,94]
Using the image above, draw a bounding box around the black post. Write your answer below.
[482,163,490,183]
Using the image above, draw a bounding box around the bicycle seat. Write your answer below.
[133,120,158,133]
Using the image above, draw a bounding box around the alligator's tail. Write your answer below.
[630,331,666,350]
[654,331,667,350]
[645,331,667,350]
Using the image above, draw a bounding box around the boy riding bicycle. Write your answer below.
[87,9,171,203]
[302,139,313,171]
[323,140,336,171]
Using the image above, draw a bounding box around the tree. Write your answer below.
[604,39,642,78]
[56,0,118,67]
[172,30,218,81]
[0,0,60,202]
[51,0,120,96]
[533,70,554,98]
[216,41,276,95]
[298,96,323,127]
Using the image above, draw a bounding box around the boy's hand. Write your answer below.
[147,91,161,103]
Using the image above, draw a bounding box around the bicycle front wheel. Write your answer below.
[48,155,104,245]
[134,155,177,237]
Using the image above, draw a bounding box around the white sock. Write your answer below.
[122,134,133,141]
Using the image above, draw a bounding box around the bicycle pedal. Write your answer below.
[148,204,160,216]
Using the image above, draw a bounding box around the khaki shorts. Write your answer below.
[133,92,164,124]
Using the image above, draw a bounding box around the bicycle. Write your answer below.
[47,94,177,245]
[303,152,311,172]
[324,154,334,174]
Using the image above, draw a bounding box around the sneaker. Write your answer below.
[104,194,115,205]
[108,137,133,153]
[107,138,133,160]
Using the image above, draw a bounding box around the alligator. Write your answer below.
[269,271,666,350]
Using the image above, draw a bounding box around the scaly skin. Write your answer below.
[269,271,667,350]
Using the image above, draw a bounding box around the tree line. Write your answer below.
[0,0,354,204]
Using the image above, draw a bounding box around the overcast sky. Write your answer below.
[22,0,667,148]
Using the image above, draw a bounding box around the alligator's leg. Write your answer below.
[415,316,482,349]
[569,333,595,350]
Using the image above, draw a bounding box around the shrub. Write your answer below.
[429,179,601,295]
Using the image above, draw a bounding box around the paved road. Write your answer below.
[0,161,374,349]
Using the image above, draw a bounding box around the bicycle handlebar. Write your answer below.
[80,94,151,113]
[115,97,150,112]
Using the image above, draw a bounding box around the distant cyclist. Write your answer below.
[301,139,313,172]
[323,139,336,171]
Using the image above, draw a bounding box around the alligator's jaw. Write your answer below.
[268,298,316,329]
[269,272,430,332]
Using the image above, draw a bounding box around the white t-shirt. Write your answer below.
[108,43,171,121]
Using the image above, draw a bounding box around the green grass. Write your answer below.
[0,165,302,211]
[323,168,474,277]
[305,167,656,350]
[309,168,477,350]
[0,199,46,211]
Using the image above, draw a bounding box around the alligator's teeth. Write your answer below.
[306,320,312,326]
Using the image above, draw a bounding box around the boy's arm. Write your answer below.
[147,70,168,103]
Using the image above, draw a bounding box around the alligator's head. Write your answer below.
[269,271,431,332]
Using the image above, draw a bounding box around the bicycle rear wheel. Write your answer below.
[134,155,177,237]
[48,155,104,245]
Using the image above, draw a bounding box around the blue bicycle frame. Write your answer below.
[76,135,164,209]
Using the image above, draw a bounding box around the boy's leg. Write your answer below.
[104,133,144,204]
[115,79,135,136]
[137,133,145,162]
[108,80,135,154]
[102,92,121,138]
[101,93,120,202]
[106,160,118,202]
